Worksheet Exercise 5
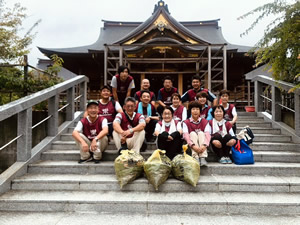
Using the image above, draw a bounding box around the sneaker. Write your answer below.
[219,157,227,164]
[78,156,93,164]
[226,157,232,164]
[200,158,208,167]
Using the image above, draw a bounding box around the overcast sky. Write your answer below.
[5,0,289,65]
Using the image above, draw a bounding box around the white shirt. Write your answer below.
[74,116,108,133]
[155,120,182,133]
[182,118,211,134]
[111,76,135,89]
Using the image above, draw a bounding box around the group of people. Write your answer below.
[72,65,239,166]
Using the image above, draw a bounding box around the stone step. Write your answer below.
[27,161,300,176]
[236,127,281,134]
[251,142,300,152]
[51,140,300,152]
[0,212,299,225]
[41,149,300,163]
[11,174,300,193]
[0,190,299,215]
[237,112,257,116]
[236,121,272,128]
[252,134,291,142]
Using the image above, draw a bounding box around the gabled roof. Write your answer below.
[38,0,252,56]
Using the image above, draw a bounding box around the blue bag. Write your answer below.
[231,139,254,165]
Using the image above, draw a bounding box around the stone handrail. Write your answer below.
[0,75,89,161]
[252,75,300,136]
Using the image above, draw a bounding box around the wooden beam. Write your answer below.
[208,46,212,91]
[178,73,183,95]
[130,71,196,74]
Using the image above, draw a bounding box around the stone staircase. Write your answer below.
[1,112,300,223]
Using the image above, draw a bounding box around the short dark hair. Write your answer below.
[162,106,174,115]
[171,93,181,101]
[118,65,130,75]
[163,76,172,82]
[124,97,136,105]
[141,90,150,97]
[196,91,208,99]
[210,105,226,118]
[192,75,201,82]
[220,89,230,96]
[100,85,111,92]
[188,101,202,111]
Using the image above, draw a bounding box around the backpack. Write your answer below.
[236,126,255,144]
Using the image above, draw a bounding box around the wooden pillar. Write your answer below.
[140,73,145,87]
[208,45,212,91]
[119,46,123,66]
[196,62,199,76]
[104,45,108,85]
[247,81,251,106]
[223,45,227,89]
[178,73,183,95]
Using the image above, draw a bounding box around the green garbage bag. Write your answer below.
[114,150,145,189]
[171,145,200,187]
[144,149,172,191]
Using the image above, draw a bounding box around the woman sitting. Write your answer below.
[209,105,236,164]
[154,106,183,160]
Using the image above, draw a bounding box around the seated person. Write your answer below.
[196,91,211,119]
[171,93,187,121]
[111,65,135,106]
[136,90,159,142]
[157,76,178,116]
[134,79,156,106]
[182,101,211,167]
[84,85,123,137]
[209,105,236,164]
[154,106,183,160]
[73,100,109,164]
[113,97,146,153]
[220,89,238,133]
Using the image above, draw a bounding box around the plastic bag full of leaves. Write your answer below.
[144,149,172,191]
[114,150,145,189]
[171,145,200,187]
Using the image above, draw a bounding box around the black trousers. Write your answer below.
[157,131,182,160]
[210,133,235,158]
[145,119,158,141]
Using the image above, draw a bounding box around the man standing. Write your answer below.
[181,75,217,106]
[111,65,135,106]
[113,97,146,153]
[157,76,178,116]
[182,101,211,167]
[134,78,156,106]
[73,100,109,164]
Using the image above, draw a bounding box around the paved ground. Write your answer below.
[0,212,300,225]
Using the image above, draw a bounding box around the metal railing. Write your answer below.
[252,75,300,136]
[0,75,88,161]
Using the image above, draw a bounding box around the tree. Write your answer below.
[238,0,300,92]
[0,1,63,105]
[0,0,40,63]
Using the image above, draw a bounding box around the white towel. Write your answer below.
[212,118,227,137]
[160,119,177,134]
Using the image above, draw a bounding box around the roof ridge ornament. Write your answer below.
[153,0,169,14]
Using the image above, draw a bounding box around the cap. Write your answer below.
[100,85,111,92]
[87,100,99,107]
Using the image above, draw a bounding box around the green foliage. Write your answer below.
[239,0,300,91]
[0,0,40,63]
